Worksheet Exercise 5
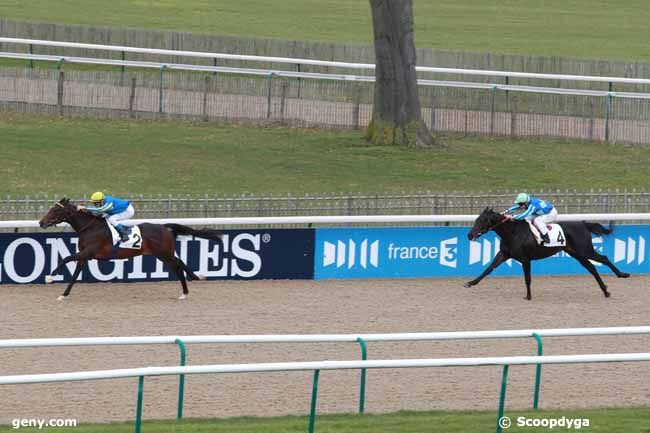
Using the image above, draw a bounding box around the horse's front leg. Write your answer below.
[45,249,94,301]
[58,260,87,301]
[522,260,532,300]
[464,251,509,288]
[46,253,83,282]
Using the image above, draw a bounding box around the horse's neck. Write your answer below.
[493,221,518,241]
[66,210,101,232]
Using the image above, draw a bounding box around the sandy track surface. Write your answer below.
[1,274,650,424]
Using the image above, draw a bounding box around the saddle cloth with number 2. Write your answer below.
[107,223,143,249]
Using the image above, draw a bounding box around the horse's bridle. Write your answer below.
[53,202,95,233]
[475,215,510,238]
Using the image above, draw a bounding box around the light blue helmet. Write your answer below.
[515,192,530,204]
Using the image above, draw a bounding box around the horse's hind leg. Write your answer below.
[162,257,190,300]
[177,259,204,281]
[522,260,532,300]
[586,252,630,278]
[570,254,610,297]
[177,270,189,300]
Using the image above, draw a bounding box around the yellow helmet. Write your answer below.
[90,191,105,202]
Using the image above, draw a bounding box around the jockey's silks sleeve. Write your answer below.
[85,196,130,215]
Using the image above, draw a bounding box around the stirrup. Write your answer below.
[116,225,130,242]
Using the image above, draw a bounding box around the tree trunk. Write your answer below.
[365,0,437,147]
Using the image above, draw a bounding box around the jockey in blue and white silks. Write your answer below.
[78,192,135,242]
[505,192,558,244]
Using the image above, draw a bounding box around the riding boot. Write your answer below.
[541,233,550,244]
[116,224,130,242]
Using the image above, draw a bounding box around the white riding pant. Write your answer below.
[107,205,135,227]
[525,208,558,235]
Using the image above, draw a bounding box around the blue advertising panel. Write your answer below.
[0,229,314,284]
[315,226,650,279]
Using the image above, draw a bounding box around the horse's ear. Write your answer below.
[59,197,69,204]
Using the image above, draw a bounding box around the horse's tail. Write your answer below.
[584,221,613,236]
[164,223,223,241]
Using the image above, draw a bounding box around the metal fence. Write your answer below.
[4,190,650,223]
[1,67,650,144]
[2,20,650,143]
[3,18,650,91]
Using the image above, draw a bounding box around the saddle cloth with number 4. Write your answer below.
[527,221,566,247]
[107,223,143,249]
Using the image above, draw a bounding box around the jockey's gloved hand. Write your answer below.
[77,205,85,211]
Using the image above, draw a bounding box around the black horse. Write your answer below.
[465,207,630,300]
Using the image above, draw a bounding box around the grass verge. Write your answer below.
[2,408,650,433]
[1,113,647,196]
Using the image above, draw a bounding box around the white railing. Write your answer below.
[2,352,650,433]
[5,52,650,100]
[5,51,650,101]
[3,212,650,229]
[3,326,650,421]
[2,326,650,347]
[3,37,650,86]
[2,353,650,384]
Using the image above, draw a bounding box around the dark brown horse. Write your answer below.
[38,198,222,300]
[465,207,630,300]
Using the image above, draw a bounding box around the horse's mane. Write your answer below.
[58,197,104,222]
[481,207,502,221]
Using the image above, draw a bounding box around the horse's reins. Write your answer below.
[486,215,511,232]
[56,202,96,234]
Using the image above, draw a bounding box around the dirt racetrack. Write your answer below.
[1,274,650,425]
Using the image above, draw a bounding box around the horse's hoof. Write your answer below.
[620,273,630,278]
[524,296,532,301]
[57,295,66,301]
[45,275,55,284]
[463,282,473,288]
[178,294,187,300]
[604,291,611,298]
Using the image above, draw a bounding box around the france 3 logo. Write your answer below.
[315,227,463,279]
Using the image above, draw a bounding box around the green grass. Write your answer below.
[1,114,649,196]
[2,1,650,61]
[2,408,650,433]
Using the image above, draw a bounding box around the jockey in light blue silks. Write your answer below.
[504,192,558,244]
[77,192,135,242]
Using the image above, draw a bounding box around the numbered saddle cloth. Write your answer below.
[107,223,143,249]
[527,222,566,247]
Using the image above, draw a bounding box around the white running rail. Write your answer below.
[3,212,650,229]
[3,328,649,432]
[2,353,650,384]
[2,352,649,433]
[2,326,650,347]
[3,37,650,86]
